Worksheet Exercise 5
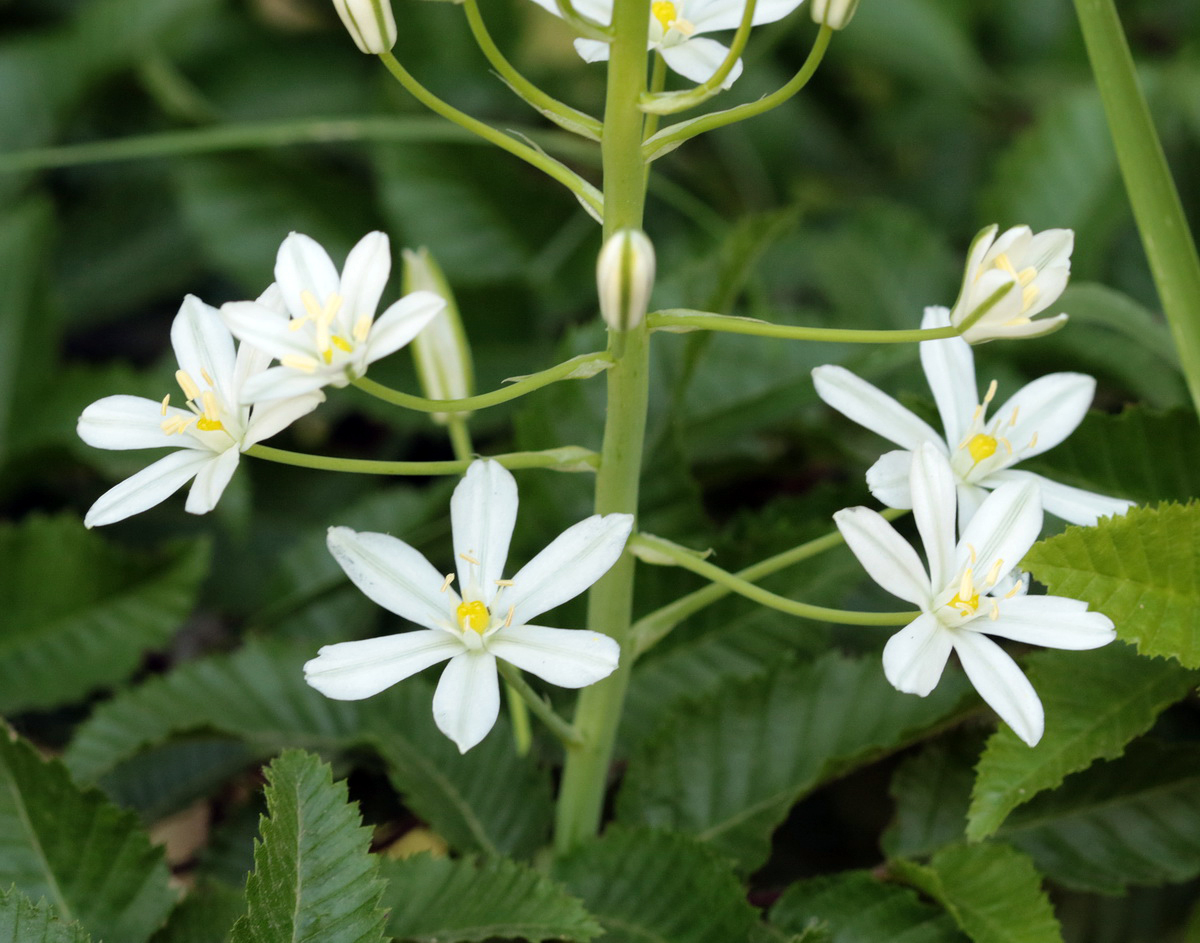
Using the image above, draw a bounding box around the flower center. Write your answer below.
[650,1,695,34]
[948,589,980,617]
[160,369,228,437]
[989,252,1040,314]
[456,600,490,634]
[966,433,997,464]
[291,290,363,365]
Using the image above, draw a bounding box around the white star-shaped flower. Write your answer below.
[221,231,445,402]
[304,459,633,753]
[77,290,325,527]
[527,0,805,87]
[812,307,1135,529]
[835,444,1116,746]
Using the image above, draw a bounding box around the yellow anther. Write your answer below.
[967,434,998,464]
[160,394,170,416]
[1017,266,1038,286]
[331,335,354,353]
[301,290,324,319]
[992,253,1016,276]
[986,558,1004,586]
[200,368,215,387]
[984,379,998,404]
[1009,406,1020,427]
[195,391,224,432]
[504,606,515,628]
[971,404,983,423]
[288,318,306,331]
[989,601,1001,621]
[456,600,490,634]
[439,573,455,593]
[1027,432,1038,451]
[459,553,480,565]
[282,355,319,373]
[1000,436,1014,455]
[495,579,514,587]
[161,415,196,436]
[176,370,201,401]
[652,0,676,29]
[1022,284,1039,311]
[353,316,372,343]
[967,543,977,565]
[1005,580,1024,599]
[321,349,333,365]
[958,567,975,601]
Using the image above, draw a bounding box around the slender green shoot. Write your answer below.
[649,309,962,343]
[247,444,599,475]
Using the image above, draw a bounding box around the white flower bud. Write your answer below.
[402,248,474,424]
[810,0,860,29]
[950,224,1074,344]
[331,0,397,54]
[597,229,655,333]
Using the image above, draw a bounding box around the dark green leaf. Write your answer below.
[882,733,982,860]
[0,888,93,943]
[151,882,243,943]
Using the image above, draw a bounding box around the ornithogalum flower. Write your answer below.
[812,308,1134,529]
[951,224,1073,343]
[835,444,1116,746]
[527,0,805,86]
[222,231,445,402]
[305,460,633,753]
[77,290,324,527]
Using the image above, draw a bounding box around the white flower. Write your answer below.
[332,0,397,54]
[77,290,324,527]
[527,0,805,86]
[835,444,1116,746]
[597,229,656,332]
[222,232,445,403]
[304,460,633,753]
[810,0,858,28]
[812,307,1135,529]
[951,224,1073,343]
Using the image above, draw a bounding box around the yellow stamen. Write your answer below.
[161,415,196,436]
[967,543,977,565]
[200,367,215,387]
[176,370,201,401]
[993,253,1017,276]
[459,553,480,565]
[1022,284,1039,311]
[456,600,490,634]
[495,579,514,587]
[986,558,1004,586]
[967,434,998,464]
[504,606,515,628]
[948,590,980,615]
[282,355,319,373]
[353,315,372,343]
[1017,266,1038,286]
[958,567,975,601]
[1005,580,1024,599]
[439,573,455,593]
[1027,432,1038,451]
[1000,436,1013,455]
[651,0,676,29]
[195,391,224,432]
[989,601,1000,621]
[331,335,354,353]
[1009,406,1020,427]
[300,290,324,319]
[321,349,333,365]
[160,394,170,416]
[984,379,998,404]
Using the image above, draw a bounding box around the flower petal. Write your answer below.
[507,513,634,627]
[977,595,1115,650]
[243,391,325,447]
[527,0,613,24]
[919,306,977,447]
[992,373,1094,460]
[866,450,914,509]
[239,365,334,403]
[172,295,238,404]
[222,300,315,364]
[952,629,1044,746]
[911,444,957,593]
[304,630,463,700]
[326,526,457,631]
[882,613,952,696]
[433,651,500,753]
[955,478,1042,589]
[339,231,391,333]
[983,469,1134,526]
[452,460,518,606]
[661,38,743,87]
[84,449,214,528]
[487,624,619,688]
[184,446,240,514]
[812,365,943,451]
[690,0,805,30]
[833,507,931,608]
[956,482,989,531]
[363,291,444,367]
[78,395,197,451]
[232,285,288,390]
[275,232,340,321]
[574,38,611,62]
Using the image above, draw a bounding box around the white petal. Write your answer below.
[527,0,613,23]
[363,292,444,367]
[304,630,463,700]
[956,482,989,531]
[275,232,340,321]
[172,295,238,404]
[507,514,634,627]
[812,365,943,452]
[882,613,952,696]
[983,469,1134,526]
[911,444,957,593]
[433,651,500,753]
[487,624,619,688]
[833,507,931,608]
[1027,228,1074,271]
[975,595,1115,650]
[992,373,1094,460]
[955,479,1042,588]
[84,449,214,527]
[222,301,315,363]
[866,450,914,509]
[78,395,196,451]
[184,446,240,514]
[574,38,612,62]
[952,630,1044,746]
[326,527,457,631]
[451,460,518,606]
[244,391,324,447]
[339,232,391,334]
[690,0,805,30]
[661,38,743,87]
[919,306,977,446]
[239,365,334,403]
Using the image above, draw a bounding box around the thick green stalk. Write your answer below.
[1071,0,1200,416]
[554,0,652,856]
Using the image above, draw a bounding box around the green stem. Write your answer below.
[497,661,584,747]
[630,509,909,656]
[463,0,604,140]
[648,309,961,343]
[643,25,832,161]
[641,53,669,142]
[246,444,598,475]
[377,51,604,215]
[554,0,613,41]
[447,416,475,463]
[1071,0,1200,416]
[554,0,652,857]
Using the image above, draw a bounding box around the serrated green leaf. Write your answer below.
[65,641,552,857]
[230,750,387,943]
[894,844,1063,943]
[617,653,973,871]
[553,826,759,943]
[0,888,93,943]
[967,643,1198,840]
[770,871,966,943]
[0,733,175,943]
[882,733,982,860]
[151,882,243,943]
[380,854,601,943]
[1025,503,1200,667]
[0,513,210,714]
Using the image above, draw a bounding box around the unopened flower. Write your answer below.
[77,291,324,527]
[305,460,633,753]
[836,444,1115,746]
[951,224,1073,343]
[597,229,655,332]
[812,307,1134,528]
[810,0,858,28]
[332,0,397,54]
[402,247,474,422]
[222,232,444,402]
[527,0,806,86]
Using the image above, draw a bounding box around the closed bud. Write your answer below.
[597,229,655,333]
[332,0,397,54]
[810,0,859,29]
[402,248,475,423]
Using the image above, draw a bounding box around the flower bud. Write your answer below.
[950,224,1074,344]
[331,0,397,54]
[597,229,655,333]
[810,0,860,29]
[402,248,474,423]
